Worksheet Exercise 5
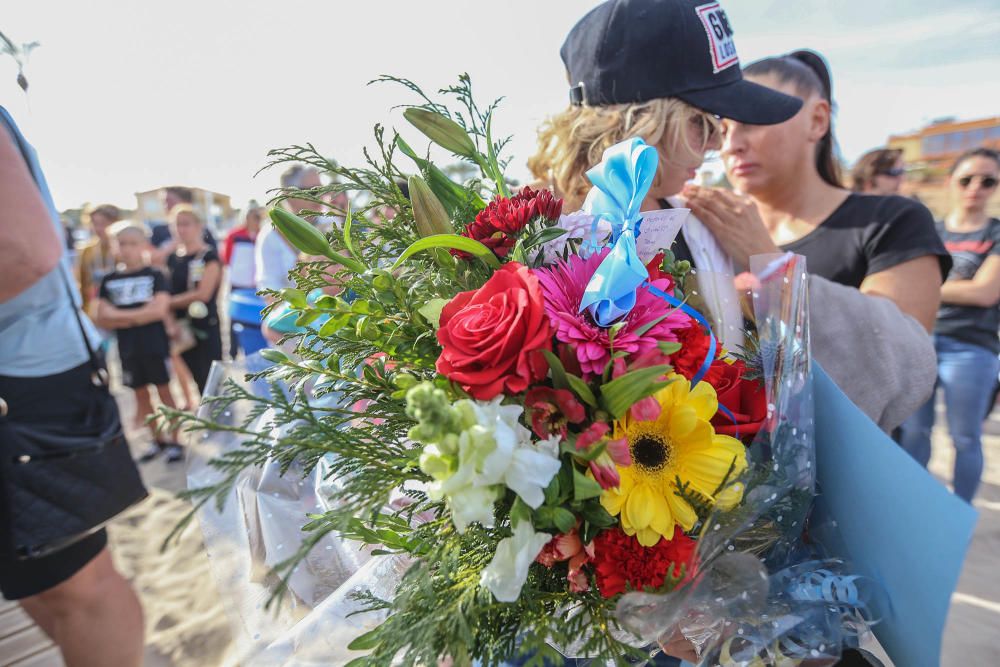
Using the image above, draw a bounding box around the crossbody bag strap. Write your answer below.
[1,107,108,387]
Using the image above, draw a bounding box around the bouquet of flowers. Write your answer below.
[178,77,880,666]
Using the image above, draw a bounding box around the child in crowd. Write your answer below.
[96,221,184,463]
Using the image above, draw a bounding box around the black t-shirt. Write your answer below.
[779,194,951,288]
[99,266,170,358]
[150,222,218,249]
[168,247,221,332]
[934,218,1000,352]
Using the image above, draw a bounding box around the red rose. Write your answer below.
[709,359,767,443]
[525,387,586,438]
[592,527,696,598]
[436,263,552,400]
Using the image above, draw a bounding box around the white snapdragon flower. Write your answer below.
[480,520,552,602]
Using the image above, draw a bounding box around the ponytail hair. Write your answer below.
[744,49,843,188]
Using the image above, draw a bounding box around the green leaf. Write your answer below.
[417,298,450,329]
[657,341,682,355]
[543,472,562,506]
[279,288,308,309]
[393,234,500,270]
[551,507,577,534]
[580,501,616,528]
[294,310,321,327]
[521,226,569,250]
[573,468,604,501]
[342,203,357,258]
[565,374,597,407]
[510,498,532,526]
[633,311,674,338]
[599,364,674,420]
[541,349,569,390]
[347,626,382,651]
[258,348,287,364]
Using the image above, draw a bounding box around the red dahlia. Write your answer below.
[591,527,696,598]
[458,186,563,258]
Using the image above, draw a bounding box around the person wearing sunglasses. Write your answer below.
[899,147,1000,503]
[851,147,906,196]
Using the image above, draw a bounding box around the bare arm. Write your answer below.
[939,254,1000,308]
[96,293,169,328]
[0,129,62,301]
[859,255,943,332]
[169,260,222,310]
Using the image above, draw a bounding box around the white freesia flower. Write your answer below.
[480,520,552,602]
[471,398,562,509]
[420,398,562,533]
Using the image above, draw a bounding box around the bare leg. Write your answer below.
[171,352,198,410]
[19,549,144,667]
[132,385,153,433]
[154,383,181,442]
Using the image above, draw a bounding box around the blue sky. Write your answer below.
[3,0,999,211]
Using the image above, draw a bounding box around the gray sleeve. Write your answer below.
[808,275,937,432]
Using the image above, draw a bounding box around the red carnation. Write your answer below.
[669,321,723,385]
[591,527,697,598]
[457,186,564,259]
[525,387,586,439]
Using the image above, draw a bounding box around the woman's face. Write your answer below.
[174,212,203,246]
[651,112,720,199]
[951,156,999,213]
[870,155,905,196]
[720,74,819,196]
[91,212,113,239]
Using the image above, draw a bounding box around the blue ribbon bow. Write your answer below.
[579,138,658,327]
[578,138,724,389]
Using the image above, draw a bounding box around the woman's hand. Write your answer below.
[659,627,701,663]
[682,184,781,271]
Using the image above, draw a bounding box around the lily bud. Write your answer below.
[403,108,479,159]
[408,175,453,237]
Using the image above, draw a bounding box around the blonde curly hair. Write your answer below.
[527,98,717,210]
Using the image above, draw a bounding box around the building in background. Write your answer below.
[889,115,1000,218]
[135,186,238,236]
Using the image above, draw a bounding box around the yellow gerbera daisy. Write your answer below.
[600,374,748,546]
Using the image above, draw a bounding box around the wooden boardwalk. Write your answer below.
[0,600,61,667]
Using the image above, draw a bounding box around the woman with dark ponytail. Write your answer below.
[681,50,952,432]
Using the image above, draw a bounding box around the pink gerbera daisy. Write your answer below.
[535,249,691,379]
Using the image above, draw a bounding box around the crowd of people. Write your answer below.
[2,0,1000,664]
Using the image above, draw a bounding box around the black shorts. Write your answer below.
[0,361,114,599]
[0,529,107,600]
[121,354,170,388]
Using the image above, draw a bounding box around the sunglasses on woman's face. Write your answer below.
[878,167,905,178]
[958,175,999,189]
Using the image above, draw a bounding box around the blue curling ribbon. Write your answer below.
[578,137,720,389]
[644,282,717,388]
[579,138,659,326]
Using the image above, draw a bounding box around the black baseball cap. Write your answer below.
[561,0,803,125]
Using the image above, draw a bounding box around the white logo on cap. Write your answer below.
[695,2,739,74]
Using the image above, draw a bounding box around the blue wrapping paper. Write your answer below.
[811,365,978,667]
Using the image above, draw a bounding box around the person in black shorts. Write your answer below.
[96,222,183,462]
[167,205,223,396]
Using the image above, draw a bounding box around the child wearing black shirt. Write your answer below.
[97,222,184,463]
